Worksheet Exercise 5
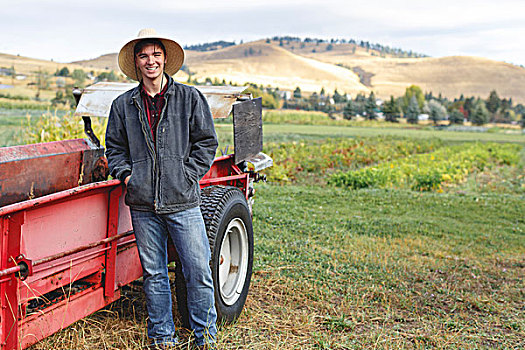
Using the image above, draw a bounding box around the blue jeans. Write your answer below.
[130,207,217,346]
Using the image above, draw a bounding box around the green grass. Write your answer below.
[262,124,525,144]
[245,184,524,349]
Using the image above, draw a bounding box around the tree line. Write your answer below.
[283,85,525,128]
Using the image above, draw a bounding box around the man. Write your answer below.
[105,28,218,349]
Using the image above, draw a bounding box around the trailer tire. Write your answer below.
[200,185,254,324]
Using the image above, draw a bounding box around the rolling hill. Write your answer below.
[4,39,525,103]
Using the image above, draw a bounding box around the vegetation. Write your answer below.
[268,36,428,58]
[1,108,522,349]
[184,41,236,52]
[17,111,106,145]
[29,116,524,349]
[330,142,522,192]
[281,84,524,128]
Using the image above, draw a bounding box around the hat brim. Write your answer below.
[118,36,185,81]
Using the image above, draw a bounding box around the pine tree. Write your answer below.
[333,89,343,103]
[486,90,501,114]
[406,95,420,124]
[382,96,399,122]
[470,100,489,125]
[293,87,301,99]
[365,92,377,120]
[343,100,355,120]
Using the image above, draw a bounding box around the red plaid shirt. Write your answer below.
[140,81,168,145]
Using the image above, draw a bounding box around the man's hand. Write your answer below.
[124,175,131,186]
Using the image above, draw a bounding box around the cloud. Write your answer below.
[0,0,524,65]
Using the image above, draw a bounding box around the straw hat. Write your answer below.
[118,28,185,81]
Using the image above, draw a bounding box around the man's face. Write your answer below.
[135,44,166,82]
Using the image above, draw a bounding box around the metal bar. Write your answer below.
[0,231,134,279]
[104,186,122,298]
[82,116,101,148]
[0,265,21,278]
[31,246,110,274]
[199,174,248,185]
[0,180,120,217]
[32,230,133,267]
[0,213,24,349]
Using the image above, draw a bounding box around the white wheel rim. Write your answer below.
[218,217,249,306]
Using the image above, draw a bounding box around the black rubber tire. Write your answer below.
[200,185,254,324]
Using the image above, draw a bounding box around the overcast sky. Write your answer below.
[1,0,524,66]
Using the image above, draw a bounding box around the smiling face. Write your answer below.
[134,43,166,83]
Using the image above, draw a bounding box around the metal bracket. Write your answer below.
[82,116,101,148]
[15,255,32,280]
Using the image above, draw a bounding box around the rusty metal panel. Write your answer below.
[233,97,263,164]
[0,139,106,208]
[196,85,249,118]
[74,82,247,119]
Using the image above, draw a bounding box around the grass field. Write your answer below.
[32,185,524,349]
[3,109,524,349]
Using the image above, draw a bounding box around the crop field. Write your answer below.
[2,109,524,349]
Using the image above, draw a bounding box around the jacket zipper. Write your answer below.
[155,93,169,210]
[133,97,159,211]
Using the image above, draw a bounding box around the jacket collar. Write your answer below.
[129,73,175,104]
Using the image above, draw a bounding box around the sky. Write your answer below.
[1,0,524,66]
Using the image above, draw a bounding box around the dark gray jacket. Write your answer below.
[105,76,218,213]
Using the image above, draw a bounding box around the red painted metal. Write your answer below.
[0,153,253,350]
[104,186,122,298]
[200,154,249,198]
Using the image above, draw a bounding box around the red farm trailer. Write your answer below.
[0,83,272,350]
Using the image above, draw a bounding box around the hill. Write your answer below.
[6,38,525,103]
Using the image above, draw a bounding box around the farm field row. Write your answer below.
[329,142,523,192]
[2,108,524,147]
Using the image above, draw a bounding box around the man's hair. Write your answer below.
[134,39,166,57]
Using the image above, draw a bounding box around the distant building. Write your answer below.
[279,90,292,100]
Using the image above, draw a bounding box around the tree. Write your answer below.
[55,67,70,77]
[343,100,355,120]
[97,70,119,82]
[333,89,344,103]
[309,92,320,110]
[382,96,399,122]
[449,109,464,124]
[406,95,420,124]
[293,86,302,99]
[470,100,489,125]
[402,85,424,113]
[424,100,447,125]
[463,97,475,120]
[365,92,377,120]
[486,90,501,115]
[72,69,87,87]
[51,90,67,106]
[354,93,366,116]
